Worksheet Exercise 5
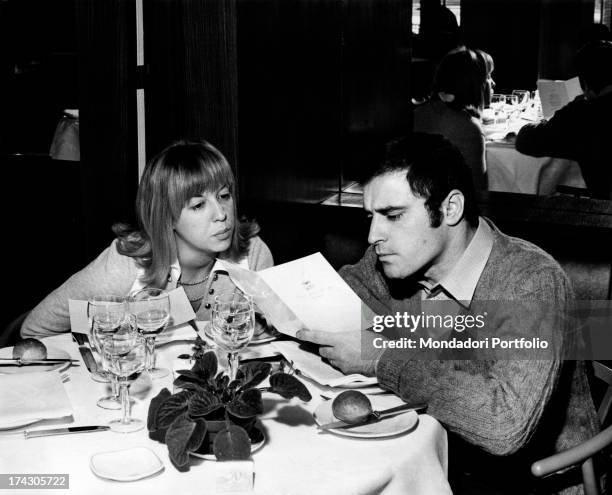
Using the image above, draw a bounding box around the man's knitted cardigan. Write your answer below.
[340,219,599,493]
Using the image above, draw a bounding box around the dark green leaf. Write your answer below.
[237,362,271,390]
[166,414,197,471]
[227,388,263,418]
[188,391,222,418]
[149,427,167,443]
[192,351,218,380]
[213,425,251,461]
[174,370,208,386]
[248,424,265,444]
[186,419,207,452]
[269,373,312,401]
[215,374,229,391]
[173,379,207,394]
[156,391,191,429]
[147,388,172,431]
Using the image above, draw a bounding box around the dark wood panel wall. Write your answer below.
[538,0,595,80]
[237,0,411,203]
[144,0,239,166]
[76,0,138,260]
[461,0,542,93]
[342,0,412,183]
[236,0,344,204]
[461,0,596,92]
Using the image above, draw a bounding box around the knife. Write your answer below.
[72,333,98,374]
[318,402,428,430]
[0,358,79,366]
[24,425,110,439]
[78,346,98,374]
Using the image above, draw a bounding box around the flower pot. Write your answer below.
[191,418,265,459]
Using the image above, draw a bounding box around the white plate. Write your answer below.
[249,329,279,345]
[313,401,418,438]
[0,345,72,374]
[190,428,266,460]
[90,447,164,481]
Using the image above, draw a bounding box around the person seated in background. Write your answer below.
[21,139,273,338]
[297,133,599,494]
[580,22,611,45]
[413,47,494,191]
[516,40,612,199]
[411,4,465,102]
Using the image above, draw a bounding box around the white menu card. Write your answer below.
[220,252,374,337]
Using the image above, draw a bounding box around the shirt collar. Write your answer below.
[130,255,249,294]
[420,217,494,306]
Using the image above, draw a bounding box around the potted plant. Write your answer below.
[147,350,311,471]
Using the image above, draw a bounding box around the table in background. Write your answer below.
[484,121,585,195]
[1,334,450,495]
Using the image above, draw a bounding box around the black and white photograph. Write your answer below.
[1,0,611,494]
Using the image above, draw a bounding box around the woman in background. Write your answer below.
[413,47,495,191]
[22,139,273,338]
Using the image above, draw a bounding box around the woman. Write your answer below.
[21,140,273,338]
[413,47,495,191]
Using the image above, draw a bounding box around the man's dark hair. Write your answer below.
[576,40,612,94]
[371,133,479,228]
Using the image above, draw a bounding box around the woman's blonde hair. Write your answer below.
[114,139,258,287]
[432,47,491,118]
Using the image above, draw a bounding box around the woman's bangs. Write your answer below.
[169,148,235,217]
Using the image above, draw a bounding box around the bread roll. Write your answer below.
[12,338,48,360]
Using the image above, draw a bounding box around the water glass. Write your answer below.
[102,315,146,433]
[490,94,505,125]
[87,295,127,405]
[129,288,170,379]
[512,90,531,112]
[211,290,255,381]
[503,94,520,125]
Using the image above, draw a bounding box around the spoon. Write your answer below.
[327,390,427,428]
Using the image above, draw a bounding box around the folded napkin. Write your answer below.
[0,371,72,427]
[155,322,198,346]
[272,340,377,388]
[69,287,196,334]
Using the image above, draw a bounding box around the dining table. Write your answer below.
[0,332,451,495]
[484,119,586,195]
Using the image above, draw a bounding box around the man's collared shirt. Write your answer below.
[419,217,494,307]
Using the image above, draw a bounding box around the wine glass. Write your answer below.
[101,315,146,433]
[87,295,127,408]
[129,288,170,379]
[512,90,531,113]
[490,94,505,125]
[210,290,255,381]
[503,94,520,125]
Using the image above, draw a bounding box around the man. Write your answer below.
[516,40,612,199]
[297,133,599,494]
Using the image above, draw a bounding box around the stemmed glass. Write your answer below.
[490,94,505,125]
[101,315,146,433]
[210,290,255,381]
[87,295,126,409]
[503,94,520,125]
[512,90,531,113]
[129,288,170,379]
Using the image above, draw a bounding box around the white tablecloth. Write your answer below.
[486,141,585,195]
[0,334,450,495]
[483,119,585,195]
